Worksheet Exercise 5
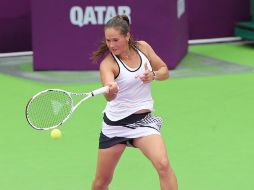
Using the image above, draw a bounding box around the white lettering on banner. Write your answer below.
[104,6,117,24]
[70,6,83,27]
[70,6,131,27]
[94,6,106,24]
[84,7,97,25]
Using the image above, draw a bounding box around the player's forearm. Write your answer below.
[153,66,169,81]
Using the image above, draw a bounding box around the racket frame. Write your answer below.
[25,86,109,131]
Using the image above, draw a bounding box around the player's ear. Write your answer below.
[126,32,131,41]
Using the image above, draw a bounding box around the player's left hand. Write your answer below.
[137,63,154,83]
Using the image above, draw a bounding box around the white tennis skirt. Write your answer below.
[103,113,162,137]
[99,113,162,149]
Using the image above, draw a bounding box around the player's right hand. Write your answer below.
[106,81,119,101]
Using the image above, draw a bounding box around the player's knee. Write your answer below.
[92,176,112,190]
[155,157,170,176]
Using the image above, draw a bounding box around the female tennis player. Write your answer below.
[91,15,178,190]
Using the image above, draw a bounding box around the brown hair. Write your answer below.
[91,15,138,62]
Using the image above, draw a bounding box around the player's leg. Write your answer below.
[133,134,178,190]
[92,144,126,190]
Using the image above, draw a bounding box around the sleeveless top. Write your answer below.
[103,48,154,121]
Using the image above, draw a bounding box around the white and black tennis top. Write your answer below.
[103,48,154,121]
[101,49,160,140]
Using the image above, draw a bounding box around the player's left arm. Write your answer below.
[139,41,169,81]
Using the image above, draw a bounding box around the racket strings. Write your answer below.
[27,91,72,129]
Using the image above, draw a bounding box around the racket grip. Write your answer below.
[92,86,109,96]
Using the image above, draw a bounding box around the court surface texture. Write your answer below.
[0,41,253,190]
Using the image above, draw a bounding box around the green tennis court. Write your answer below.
[1,42,254,190]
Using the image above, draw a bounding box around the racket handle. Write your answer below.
[92,86,109,96]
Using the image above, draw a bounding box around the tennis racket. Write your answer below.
[25,86,109,130]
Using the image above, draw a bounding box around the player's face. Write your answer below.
[105,27,129,56]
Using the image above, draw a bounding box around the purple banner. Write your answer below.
[0,0,31,53]
[31,0,188,70]
[188,0,251,39]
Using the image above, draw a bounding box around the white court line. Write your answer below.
[188,37,242,44]
[0,51,33,58]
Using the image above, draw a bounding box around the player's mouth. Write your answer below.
[111,48,118,54]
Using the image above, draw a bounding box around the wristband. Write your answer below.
[152,71,156,80]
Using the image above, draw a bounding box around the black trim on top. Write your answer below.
[111,53,120,79]
[136,48,151,63]
[115,49,142,72]
[136,48,154,71]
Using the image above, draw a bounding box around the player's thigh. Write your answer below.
[133,135,169,164]
[95,144,126,177]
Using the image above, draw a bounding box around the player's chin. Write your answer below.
[111,49,119,55]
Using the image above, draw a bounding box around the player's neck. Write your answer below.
[119,48,132,60]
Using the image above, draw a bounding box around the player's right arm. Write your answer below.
[99,56,119,101]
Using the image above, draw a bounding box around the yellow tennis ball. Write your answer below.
[50,128,62,139]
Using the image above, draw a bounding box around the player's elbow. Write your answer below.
[166,69,170,79]
[161,67,169,80]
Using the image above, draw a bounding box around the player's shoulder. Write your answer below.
[136,40,153,52]
[101,53,114,63]
[136,40,153,57]
[100,53,115,69]
[137,40,151,48]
